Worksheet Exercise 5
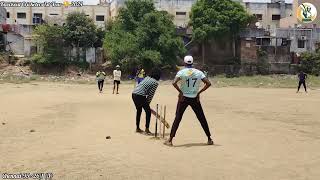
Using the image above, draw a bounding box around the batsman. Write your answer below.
[164,55,214,146]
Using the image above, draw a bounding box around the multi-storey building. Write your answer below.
[0,7,5,24]
[3,1,110,56]
[110,0,244,28]
[243,0,293,32]
[0,7,6,51]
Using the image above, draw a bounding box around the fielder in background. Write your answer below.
[132,68,161,135]
[136,66,146,84]
[297,71,308,93]
[164,55,214,146]
[96,70,106,93]
[113,65,122,94]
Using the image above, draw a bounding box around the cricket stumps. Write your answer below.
[153,104,167,139]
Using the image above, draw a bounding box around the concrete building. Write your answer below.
[243,0,293,32]
[280,0,320,28]
[5,4,109,28]
[276,27,320,54]
[3,3,110,56]
[110,0,244,28]
[154,0,195,28]
[0,7,6,24]
[109,0,196,27]
[0,7,6,51]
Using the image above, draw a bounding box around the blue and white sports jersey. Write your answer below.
[176,68,206,98]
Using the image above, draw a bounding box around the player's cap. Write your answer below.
[116,65,120,68]
[184,55,193,65]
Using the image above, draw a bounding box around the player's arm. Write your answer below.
[172,77,182,94]
[197,77,211,96]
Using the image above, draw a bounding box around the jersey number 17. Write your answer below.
[186,78,198,87]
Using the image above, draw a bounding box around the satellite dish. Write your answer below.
[255,22,262,28]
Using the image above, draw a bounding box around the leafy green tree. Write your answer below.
[64,12,97,61]
[190,0,252,64]
[104,0,185,71]
[118,0,155,31]
[94,28,106,48]
[104,26,139,66]
[32,24,66,66]
[300,51,320,75]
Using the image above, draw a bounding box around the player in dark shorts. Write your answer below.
[297,71,308,93]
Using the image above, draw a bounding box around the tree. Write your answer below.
[64,12,97,61]
[118,0,155,32]
[94,28,106,48]
[190,0,252,64]
[32,24,66,66]
[300,51,320,75]
[104,0,186,71]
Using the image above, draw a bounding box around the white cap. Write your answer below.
[184,55,193,65]
[116,65,120,68]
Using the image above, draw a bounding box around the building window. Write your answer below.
[298,40,305,48]
[254,14,263,20]
[281,38,290,46]
[33,13,43,24]
[33,13,42,18]
[96,15,105,21]
[49,13,59,16]
[256,38,270,46]
[256,38,262,46]
[17,12,26,19]
[176,12,186,16]
[272,15,281,20]
[7,12,10,18]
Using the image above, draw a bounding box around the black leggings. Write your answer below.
[297,81,307,92]
[132,94,151,129]
[98,80,104,91]
[170,97,211,138]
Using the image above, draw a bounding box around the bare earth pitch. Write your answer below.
[0,83,319,180]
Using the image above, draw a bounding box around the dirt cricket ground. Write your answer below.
[0,82,320,180]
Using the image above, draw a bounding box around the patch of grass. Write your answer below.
[1,74,318,89]
[211,75,320,88]
[0,74,40,84]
